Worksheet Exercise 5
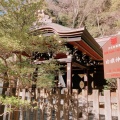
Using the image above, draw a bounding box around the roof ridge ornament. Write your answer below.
[35,9,52,24]
[31,10,52,30]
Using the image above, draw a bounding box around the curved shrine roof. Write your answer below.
[30,22,103,61]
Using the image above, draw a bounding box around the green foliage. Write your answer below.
[0,0,45,52]
[57,13,71,26]
[37,73,55,88]
[38,59,61,74]
[30,35,69,55]
[0,96,34,112]
[36,59,62,88]
[104,78,117,91]
[0,0,68,89]
[0,0,70,116]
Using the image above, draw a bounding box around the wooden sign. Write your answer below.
[103,35,120,78]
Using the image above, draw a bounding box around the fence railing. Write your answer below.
[2,88,119,120]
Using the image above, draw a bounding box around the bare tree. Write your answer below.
[47,0,117,37]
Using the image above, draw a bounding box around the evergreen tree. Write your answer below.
[104,78,117,91]
[0,0,68,114]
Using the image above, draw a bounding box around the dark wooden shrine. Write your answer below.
[30,12,106,94]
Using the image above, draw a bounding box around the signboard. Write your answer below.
[103,35,120,79]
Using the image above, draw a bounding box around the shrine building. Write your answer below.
[29,12,107,94]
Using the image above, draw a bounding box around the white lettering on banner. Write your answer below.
[111,58,115,63]
[106,59,109,64]
[113,46,115,48]
[116,57,120,62]
[116,45,119,48]
[106,57,120,64]
[108,44,120,50]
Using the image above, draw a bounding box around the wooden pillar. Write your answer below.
[117,78,120,120]
[67,55,72,94]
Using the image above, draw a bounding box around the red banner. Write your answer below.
[103,35,120,79]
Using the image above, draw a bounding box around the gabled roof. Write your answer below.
[30,22,103,60]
